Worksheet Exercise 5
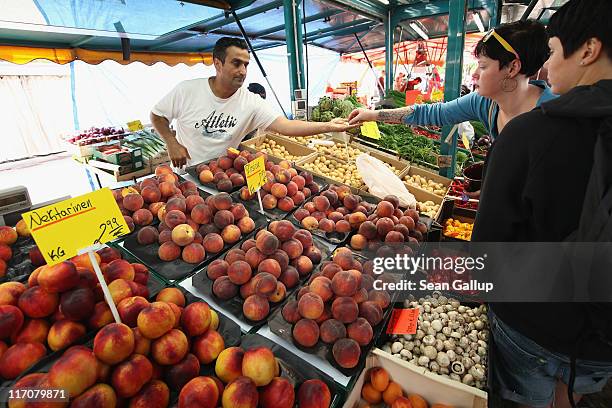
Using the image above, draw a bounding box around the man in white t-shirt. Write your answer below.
[151,37,355,167]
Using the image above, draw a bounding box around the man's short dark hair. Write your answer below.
[474,20,549,77]
[213,37,249,63]
[547,0,612,61]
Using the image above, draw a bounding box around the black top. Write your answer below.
[472,80,612,361]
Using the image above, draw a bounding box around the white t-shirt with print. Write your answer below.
[152,78,280,165]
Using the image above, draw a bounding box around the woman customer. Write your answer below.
[472,0,612,406]
[348,20,555,139]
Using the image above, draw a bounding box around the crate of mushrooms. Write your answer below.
[403,166,452,198]
[240,134,317,164]
[380,293,489,393]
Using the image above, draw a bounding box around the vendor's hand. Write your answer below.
[326,118,361,133]
[465,190,480,199]
[347,108,377,125]
[167,139,191,168]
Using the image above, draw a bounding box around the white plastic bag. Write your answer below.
[356,154,417,208]
[458,121,475,146]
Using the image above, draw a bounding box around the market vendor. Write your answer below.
[347,20,556,140]
[473,0,612,406]
[150,37,355,167]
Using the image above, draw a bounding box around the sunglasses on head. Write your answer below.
[483,29,520,61]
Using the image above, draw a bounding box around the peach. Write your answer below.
[132,208,153,226]
[165,210,187,230]
[191,203,213,225]
[157,241,180,261]
[172,224,195,247]
[293,229,314,249]
[15,219,30,238]
[200,169,215,183]
[0,282,25,306]
[293,318,319,347]
[331,296,359,324]
[214,346,244,384]
[213,276,238,300]
[111,354,153,398]
[158,229,172,244]
[261,194,277,210]
[293,255,314,277]
[165,353,200,390]
[277,197,294,212]
[180,301,211,336]
[0,244,11,263]
[37,262,79,293]
[105,259,136,282]
[7,373,47,408]
[383,381,404,406]
[254,233,278,257]
[137,226,159,245]
[279,265,300,289]
[367,366,390,392]
[48,347,98,397]
[335,220,351,233]
[221,376,258,408]
[347,317,373,346]
[253,273,277,297]
[193,329,225,364]
[224,248,245,265]
[271,183,288,199]
[357,301,382,326]
[271,220,294,242]
[182,242,205,263]
[151,328,188,365]
[313,196,330,212]
[179,376,219,408]
[133,263,149,285]
[241,347,276,387]
[331,270,359,297]
[0,342,46,379]
[254,259,281,279]
[127,380,169,408]
[46,319,85,351]
[293,208,310,222]
[376,200,394,217]
[137,302,175,340]
[87,301,112,330]
[280,239,303,261]
[243,294,270,321]
[268,280,286,302]
[301,216,319,231]
[309,276,333,302]
[70,383,117,408]
[185,194,205,212]
[203,233,225,253]
[12,318,48,344]
[281,300,300,324]
[320,319,347,344]
[156,205,168,223]
[321,262,342,280]
[208,259,229,280]
[155,164,173,176]
[298,292,324,320]
[243,247,264,270]
[152,289,182,308]
[117,296,149,327]
[368,290,390,309]
[362,382,382,404]
[297,379,331,408]
[260,377,295,408]
[18,286,58,319]
[108,278,133,304]
[128,281,149,299]
[122,193,144,212]
[92,322,134,365]
[227,260,252,285]
[270,250,290,272]
[166,197,186,214]
[332,337,360,368]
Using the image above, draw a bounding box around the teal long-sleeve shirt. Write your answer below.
[404,80,557,139]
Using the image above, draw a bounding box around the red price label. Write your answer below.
[386,308,419,335]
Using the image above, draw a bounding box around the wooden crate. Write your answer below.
[403,165,452,198]
[343,348,487,408]
[240,134,317,165]
[87,160,151,182]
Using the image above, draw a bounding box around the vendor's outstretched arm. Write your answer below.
[267,117,358,136]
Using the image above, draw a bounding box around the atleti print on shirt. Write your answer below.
[195,110,238,139]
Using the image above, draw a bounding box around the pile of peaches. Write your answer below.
[0,246,150,382]
[205,220,323,321]
[0,223,30,279]
[280,248,391,370]
[293,184,376,235]
[237,156,321,214]
[133,191,256,265]
[195,148,248,192]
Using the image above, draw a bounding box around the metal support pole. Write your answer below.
[384,9,394,94]
[354,33,385,96]
[230,10,288,118]
[439,0,467,178]
[283,0,305,102]
[520,0,538,20]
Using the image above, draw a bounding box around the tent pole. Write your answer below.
[230,9,289,118]
[354,33,385,96]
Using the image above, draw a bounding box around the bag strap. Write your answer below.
[487,101,498,135]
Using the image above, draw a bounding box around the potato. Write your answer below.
[404,174,446,195]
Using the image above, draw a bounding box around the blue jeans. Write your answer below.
[490,311,612,407]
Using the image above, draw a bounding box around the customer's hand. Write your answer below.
[347,108,377,125]
[326,118,361,133]
[167,139,191,168]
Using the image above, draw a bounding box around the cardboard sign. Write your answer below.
[244,156,268,195]
[22,189,129,265]
[386,308,420,335]
[437,155,452,169]
[360,121,381,140]
[126,120,144,132]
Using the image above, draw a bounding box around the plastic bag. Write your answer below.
[356,154,417,208]
[458,121,475,146]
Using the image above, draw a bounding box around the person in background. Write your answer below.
[473,0,612,407]
[247,82,266,99]
[150,37,354,167]
[394,72,406,92]
[348,20,555,140]
[406,77,423,91]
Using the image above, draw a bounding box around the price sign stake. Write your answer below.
[360,121,381,140]
[244,156,268,214]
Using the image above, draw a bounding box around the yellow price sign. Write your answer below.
[21,189,129,265]
[127,120,144,132]
[431,90,444,102]
[462,134,471,150]
[360,121,381,140]
[244,156,268,195]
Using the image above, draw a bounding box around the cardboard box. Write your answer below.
[439,200,477,241]
[240,134,317,164]
[93,144,142,166]
[403,165,452,199]
[343,348,487,408]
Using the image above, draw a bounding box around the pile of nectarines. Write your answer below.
[361,366,454,408]
[0,225,20,279]
[293,184,377,234]
[281,248,391,369]
[206,220,323,321]
[238,156,320,214]
[139,191,256,265]
[112,164,198,231]
[349,195,428,251]
[196,148,248,192]
[0,246,150,381]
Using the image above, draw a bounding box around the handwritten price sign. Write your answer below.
[360,121,381,140]
[21,189,129,265]
[126,120,144,132]
[386,308,420,335]
[244,156,268,195]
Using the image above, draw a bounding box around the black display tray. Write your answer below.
[267,250,396,378]
[230,175,328,221]
[191,234,335,330]
[0,286,241,403]
[185,162,243,194]
[2,236,37,283]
